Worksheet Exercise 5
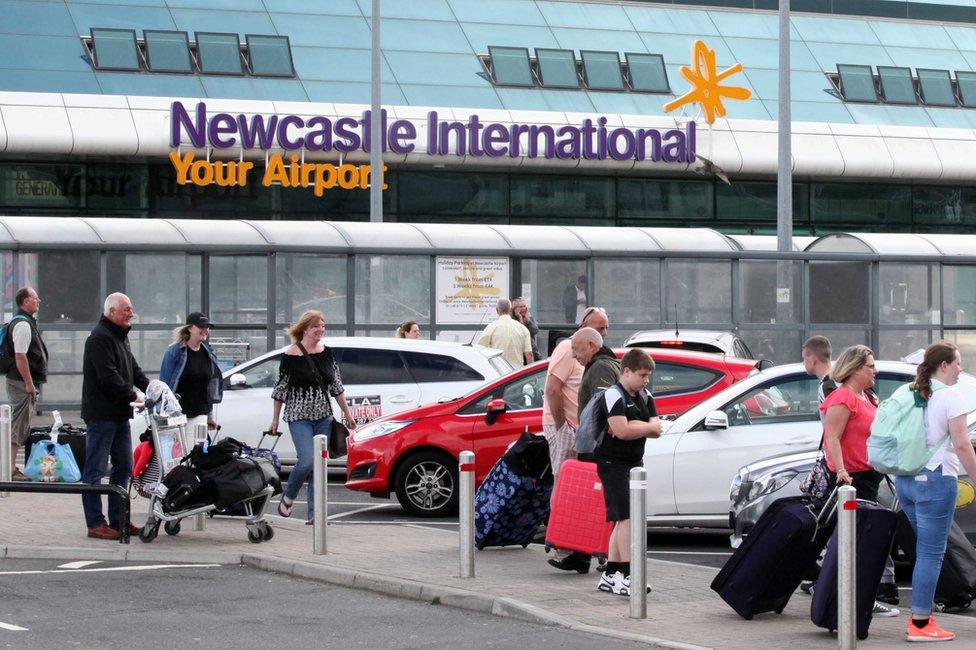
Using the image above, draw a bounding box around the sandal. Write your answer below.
[277,497,293,518]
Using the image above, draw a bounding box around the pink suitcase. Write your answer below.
[544,460,614,561]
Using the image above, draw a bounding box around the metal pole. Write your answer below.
[369,0,382,222]
[192,423,207,531]
[459,450,475,578]
[629,466,648,619]
[0,404,10,497]
[838,485,857,650]
[313,434,328,555]
[777,0,792,251]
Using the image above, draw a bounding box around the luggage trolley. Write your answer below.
[136,412,275,543]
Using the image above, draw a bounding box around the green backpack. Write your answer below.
[867,382,946,476]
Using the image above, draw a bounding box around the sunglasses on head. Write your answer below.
[581,306,607,321]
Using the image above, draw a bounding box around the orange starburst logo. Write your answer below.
[664,40,752,124]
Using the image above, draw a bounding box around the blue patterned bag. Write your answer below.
[474,458,551,549]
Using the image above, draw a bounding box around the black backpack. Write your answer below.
[187,437,245,470]
[0,315,28,374]
[161,465,211,512]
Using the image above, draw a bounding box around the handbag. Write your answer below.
[799,434,831,500]
[24,434,82,483]
[297,342,350,458]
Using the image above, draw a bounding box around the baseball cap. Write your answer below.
[187,312,212,328]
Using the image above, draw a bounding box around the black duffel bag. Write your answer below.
[26,425,86,469]
[187,437,245,471]
[161,465,212,512]
[207,457,280,509]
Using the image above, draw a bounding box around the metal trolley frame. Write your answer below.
[137,412,275,544]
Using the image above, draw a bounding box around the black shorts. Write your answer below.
[597,460,634,522]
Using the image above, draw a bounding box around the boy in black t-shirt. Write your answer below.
[595,349,661,597]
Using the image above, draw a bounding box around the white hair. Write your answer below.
[572,327,603,347]
[103,292,130,316]
[496,298,512,314]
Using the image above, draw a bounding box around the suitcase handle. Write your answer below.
[259,432,281,451]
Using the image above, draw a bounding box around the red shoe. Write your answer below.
[87,524,120,540]
[907,616,955,642]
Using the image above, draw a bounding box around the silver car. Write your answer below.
[729,372,976,548]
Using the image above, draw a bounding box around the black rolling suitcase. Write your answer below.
[26,424,86,469]
[711,494,835,620]
[811,500,898,639]
[897,512,976,611]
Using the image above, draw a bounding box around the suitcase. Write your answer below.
[544,459,614,562]
[241,433,282,475]
[475,457,552,549]
[160,465,211,512]
[26,425,86,470]
[811,500,898,640]
[711,495,835,620]
[897,512,976,611]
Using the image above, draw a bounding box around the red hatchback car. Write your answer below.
[346,348,761,516]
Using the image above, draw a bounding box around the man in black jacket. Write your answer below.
[573,327,621,416]
[81,292,149,540]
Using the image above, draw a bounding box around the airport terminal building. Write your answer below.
[1,0,976,405]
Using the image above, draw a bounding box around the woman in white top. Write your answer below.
[896,341,976,642]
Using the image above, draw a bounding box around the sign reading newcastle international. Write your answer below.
[168,101,697,196]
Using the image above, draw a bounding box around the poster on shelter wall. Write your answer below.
[435,257,509,325]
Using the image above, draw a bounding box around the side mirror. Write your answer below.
[704,410,729,430]
[229,373,247,388]
[485,398,507,425]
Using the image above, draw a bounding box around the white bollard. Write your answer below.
[838,485,857,650]
[192,423,207,531]
[629,466,648,619]
[313,434,328,555]
[459,450,475,578]
[0,404,10,497]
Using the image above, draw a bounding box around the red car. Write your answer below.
[345,348,761,516]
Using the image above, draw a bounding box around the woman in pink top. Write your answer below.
[820,344,884,502]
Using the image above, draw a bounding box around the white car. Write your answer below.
[132,337,513,468]
[625,329,755,358]
[643,360,919,528]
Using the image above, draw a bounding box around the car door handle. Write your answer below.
[390,395,413,404]
[784,436,817,446]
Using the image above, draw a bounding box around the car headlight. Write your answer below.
[747,469,798,501]
[352,420,414,442]
[729,473,743,502]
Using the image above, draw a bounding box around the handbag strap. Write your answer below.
[296,342,327,389]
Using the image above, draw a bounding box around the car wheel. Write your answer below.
[394,451,458,517]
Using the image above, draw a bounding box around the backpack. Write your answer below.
[0,315,29,374]
[575,385,650,455]
[867,382,946,475]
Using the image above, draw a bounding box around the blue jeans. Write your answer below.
[896,468,958,617]
[81,420,133,529]
[284,417,332,522]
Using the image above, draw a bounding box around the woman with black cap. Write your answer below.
[159,312,223,431]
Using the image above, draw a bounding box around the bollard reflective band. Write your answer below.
[843,501,857,510]
[629,480,647,490]
[459,463,475,472]
[321,450,328,459]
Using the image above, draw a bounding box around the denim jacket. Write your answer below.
[159,342,223,415]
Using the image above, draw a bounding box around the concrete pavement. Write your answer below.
[4,491,976,649]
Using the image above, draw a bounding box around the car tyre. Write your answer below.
[394,451,458,517]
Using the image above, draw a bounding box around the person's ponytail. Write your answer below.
[911,340,958,400]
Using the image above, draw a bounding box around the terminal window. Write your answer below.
[627,53,670,93]
[488,46,533,86]
[917,68,956,106]
[196,32,244,75]
[90,28,141,71]
[837,64,877,102]
[144,30,193,73]
[878,66,917,104]
[581,50,625,90]
[246,35,294,77]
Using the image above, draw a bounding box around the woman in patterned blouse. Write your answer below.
[269,310,357,524]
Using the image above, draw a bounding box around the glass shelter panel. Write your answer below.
[105,253,198,324]
[355,255,430,324]
[593,259,660,327]
[34,251,100,324]
[944,266,976,326]
[879,329,933,362]
[739,260,802,324]
[276,254,347,324]
[809,261,870,324]
[666,260,731,324]
[520,259,587,326]
[209,256,268,325]
[879,264,939,326]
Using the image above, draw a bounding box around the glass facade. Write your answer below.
[2,161,973,234]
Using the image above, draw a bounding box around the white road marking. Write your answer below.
[57,560,102,569]
[646,550,732,556]
[0,622,28,631]
[0,564,221,576]
[327,504,395,520]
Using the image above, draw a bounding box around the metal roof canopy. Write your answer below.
[4,217,976,262]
